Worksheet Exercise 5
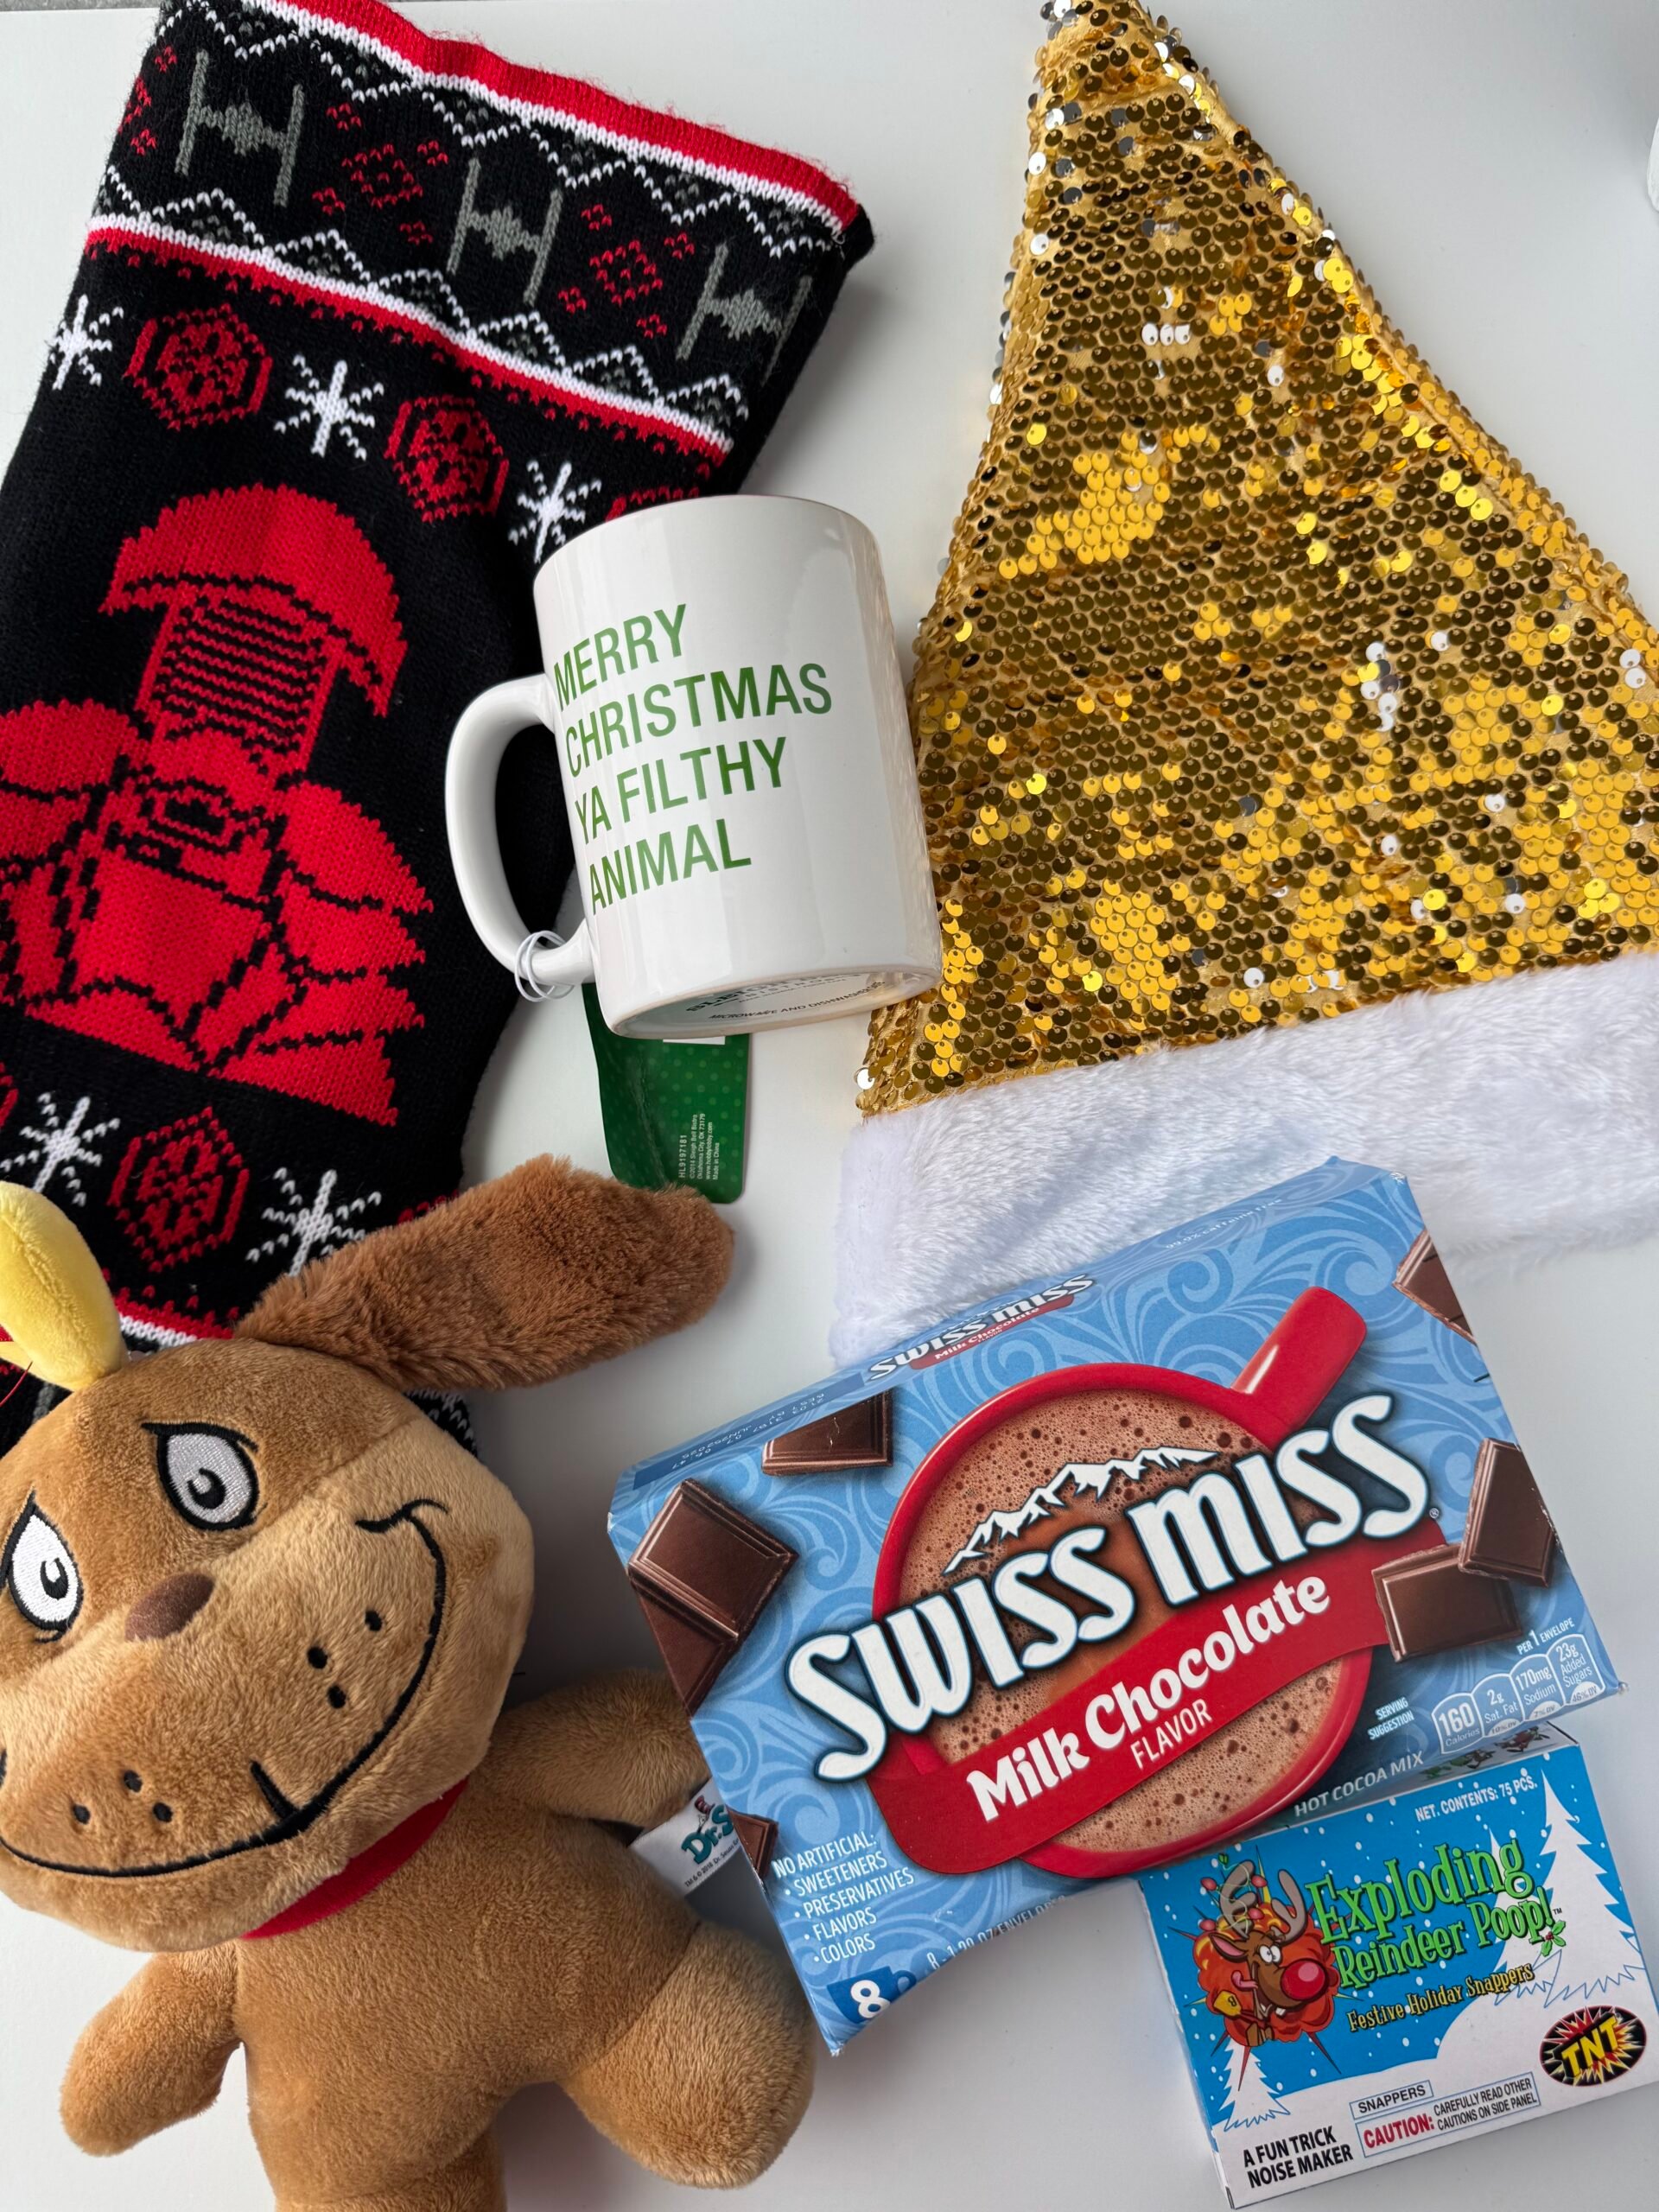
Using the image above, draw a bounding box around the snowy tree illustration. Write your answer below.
[1484,1827,1551,2007]
[1217,2047,1289,2130]
[1531,1776,1646,2010]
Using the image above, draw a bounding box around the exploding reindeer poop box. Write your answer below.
[608,1160,1618,2051]
[1141,1726,1656,2202]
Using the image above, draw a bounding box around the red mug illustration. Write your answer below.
[866,1289,1443,1878]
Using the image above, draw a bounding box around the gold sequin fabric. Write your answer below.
[860,1,1659,1111]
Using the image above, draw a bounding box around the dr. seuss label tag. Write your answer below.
[630,1781,741,1895]
[583,986,748,1203]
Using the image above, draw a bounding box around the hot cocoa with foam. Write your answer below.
[897,1386,1344,1864]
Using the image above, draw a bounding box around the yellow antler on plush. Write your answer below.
[0,1184,127,1393]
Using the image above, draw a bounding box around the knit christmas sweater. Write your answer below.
[0,0,868,1421]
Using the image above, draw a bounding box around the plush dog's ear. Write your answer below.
[238,1158,732,1392]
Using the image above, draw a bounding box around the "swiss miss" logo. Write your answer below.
[786,1293,1447,1876]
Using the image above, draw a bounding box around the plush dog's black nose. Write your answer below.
[125,1572,214,1643]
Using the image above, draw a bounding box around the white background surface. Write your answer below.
[1,3,1657,2207]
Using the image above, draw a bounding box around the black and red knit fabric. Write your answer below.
[0,0,868,1428]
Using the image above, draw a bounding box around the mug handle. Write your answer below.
[445,675,595,1000]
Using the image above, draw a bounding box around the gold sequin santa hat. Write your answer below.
[835,1,1659,1359]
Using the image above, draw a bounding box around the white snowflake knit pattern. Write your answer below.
[0,1093,120,1206]
[275,353,384,459]
[247,1167,380,1274]
[47,295,123,390]
[510,457,602,562]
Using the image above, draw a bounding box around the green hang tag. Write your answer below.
[582,985,749,1203]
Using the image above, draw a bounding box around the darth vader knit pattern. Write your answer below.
[0,0,868,1421]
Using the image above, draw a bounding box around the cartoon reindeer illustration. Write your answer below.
[1184,1859,1341,2075]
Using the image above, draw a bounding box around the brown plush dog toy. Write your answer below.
[0,1161,812,2210]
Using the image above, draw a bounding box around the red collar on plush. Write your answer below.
[242,1778,467,1941]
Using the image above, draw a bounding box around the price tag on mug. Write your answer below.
[582,988,748,1203]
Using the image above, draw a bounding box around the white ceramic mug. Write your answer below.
[445,495,940,1036]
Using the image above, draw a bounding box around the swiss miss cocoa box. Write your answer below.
[607,1161,1618,2051]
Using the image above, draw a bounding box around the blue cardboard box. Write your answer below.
[609,1161,1619,2051]
[1140,1728,1655,2199]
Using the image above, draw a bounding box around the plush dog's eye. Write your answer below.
[149,1426,258,1529]
[3,1501,82,1637]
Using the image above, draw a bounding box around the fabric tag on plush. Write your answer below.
[582,986,748,1202]
[630,1780,741,1894]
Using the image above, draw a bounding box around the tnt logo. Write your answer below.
[1541,2005,1648,2088]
